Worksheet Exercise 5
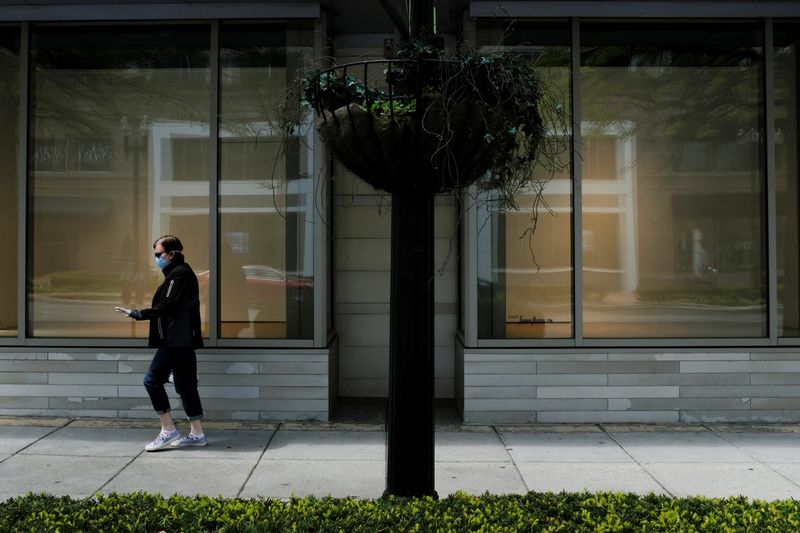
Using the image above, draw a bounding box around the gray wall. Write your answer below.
[0,348,332,420]
[459,342,800,424]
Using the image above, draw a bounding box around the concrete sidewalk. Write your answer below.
[1,418,800,502]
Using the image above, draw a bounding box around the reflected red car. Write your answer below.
[197,265,313,306]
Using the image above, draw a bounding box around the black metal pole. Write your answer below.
[384,0,438,498]
[385,190,436,497]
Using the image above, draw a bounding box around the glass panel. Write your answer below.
[476,21,573,339]
[581,23,766,338]
[219,22,314,339]
[29,25,210,338]
[777,23,800,337]
[0,27,20,338]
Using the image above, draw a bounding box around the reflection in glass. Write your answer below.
[0,27,20,337]
[29,25,210,337]
[580,23,766,337]
[776,24,800,337]
[219,23,314,339]
[476,22,573,339]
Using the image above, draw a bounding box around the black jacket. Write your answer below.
[135,255,203,349]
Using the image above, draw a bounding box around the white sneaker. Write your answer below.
[171,433,208,448]
[145,429,180,452]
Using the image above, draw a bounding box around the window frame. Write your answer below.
[1,17,323,349]
[466,17,796,349]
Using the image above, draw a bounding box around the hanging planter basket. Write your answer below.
[304,51,550,197]
[316,97,493,193]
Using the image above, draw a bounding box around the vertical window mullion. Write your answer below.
[209,20,220,346]
[18,21,28,343]
[765,18,778,344]
[571,17,583,347]
[465,184,479,347]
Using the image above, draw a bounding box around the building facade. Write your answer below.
[0,0,799,423]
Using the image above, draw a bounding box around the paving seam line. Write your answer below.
[0,417,74,466]
[491,425,531,493]
[236,422,282,499]
[599,425,675,497]
[95,446,147,497]
[704,423,800,491]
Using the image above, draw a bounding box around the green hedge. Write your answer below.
[2,491,799,532]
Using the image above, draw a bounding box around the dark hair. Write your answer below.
[153,235,183,253]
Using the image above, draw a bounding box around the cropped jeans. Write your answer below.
[143,346,204,420]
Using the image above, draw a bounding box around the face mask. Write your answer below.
[155,254,169,270]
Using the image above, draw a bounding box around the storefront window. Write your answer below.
[0,27,20,338]
[476,21,573,339]
[29,25,211,338]
[581,23,766,337]
[219,22,314,339]
[776,23,800,337]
